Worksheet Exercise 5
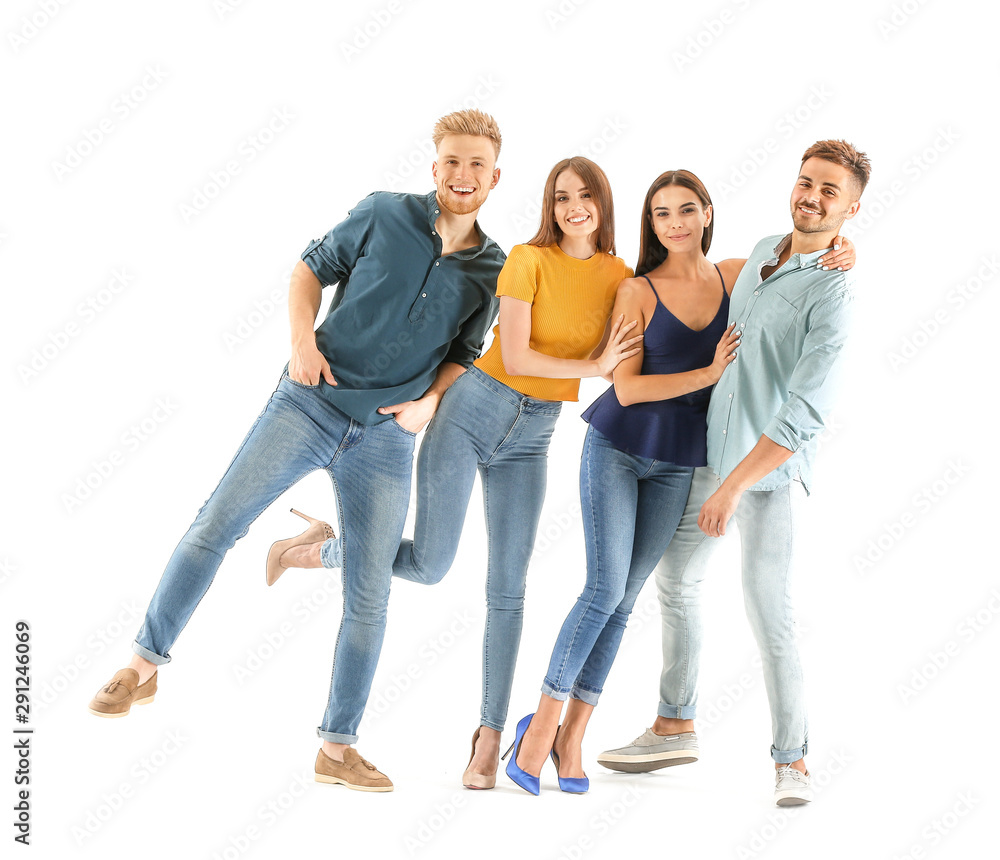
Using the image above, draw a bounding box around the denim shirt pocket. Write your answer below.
[756,292,797,345]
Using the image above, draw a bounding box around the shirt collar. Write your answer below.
[770,233,831,270]
[423,190,493,260]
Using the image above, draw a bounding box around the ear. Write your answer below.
[431,160,439,182]
[842,199,861,220]
[704,204,713,227]
[490,167,501,189]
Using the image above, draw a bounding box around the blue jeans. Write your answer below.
[133,371,415,744]
[655,466,808,763]
[541,426,693,705]
[320,366,561,732]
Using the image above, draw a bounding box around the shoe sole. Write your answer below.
[597,751,699,773]
[314,773,393,792]
[88,694,155,718]
[775,794,812,807]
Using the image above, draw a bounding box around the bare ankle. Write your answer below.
[652,716,695,735]
[127,654,158,685]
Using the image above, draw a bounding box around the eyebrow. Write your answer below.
[798,174,841,191]
[555,186,589,194]
[653,201,697,210]
[440,153,490,161]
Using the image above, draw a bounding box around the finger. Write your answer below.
[377,403,406,415]
[622,335,644,347]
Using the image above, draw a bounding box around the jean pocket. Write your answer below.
[283,370,322,390]
[391,417,417,437]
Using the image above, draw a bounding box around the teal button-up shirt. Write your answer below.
[301,190,505,425]
[707,234,855,492]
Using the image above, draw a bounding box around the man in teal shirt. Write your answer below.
[89,110,505,792]
[600,140,870,806]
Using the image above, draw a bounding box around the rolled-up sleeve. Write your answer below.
[763,290,854,451]
[444,293,500,367]
[300,193,378,286]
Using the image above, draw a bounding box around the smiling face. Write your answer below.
[790,157,861,234]
[649,185,712,255]
[432,134,500,216]
[552,169,600,239]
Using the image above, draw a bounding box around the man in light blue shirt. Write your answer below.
[600,140,870,806]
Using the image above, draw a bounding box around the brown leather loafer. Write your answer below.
[88,668,157,718]
[314,748,393,792]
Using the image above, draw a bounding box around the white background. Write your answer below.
[2,0,996,858]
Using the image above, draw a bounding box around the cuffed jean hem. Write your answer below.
[569,684,601,707]
[319,539,340,569]
[657,702,696,720]
[132,641,171,665]
[540,681,570,702]
[771,741,808,764]
[317,728,358,744]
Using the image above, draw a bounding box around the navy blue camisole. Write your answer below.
[582,266,730,466]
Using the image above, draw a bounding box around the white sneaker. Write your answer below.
[774,765,812,806]
[597,729,699,773]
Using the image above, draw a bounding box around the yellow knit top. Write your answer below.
[474,243,633,401]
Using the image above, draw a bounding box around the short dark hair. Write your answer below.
[635,170,713,277]
[801,139,871,196]
[527,157,616,255]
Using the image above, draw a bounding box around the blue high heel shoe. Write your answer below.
[550,728,589,794]
[501,713,540,795]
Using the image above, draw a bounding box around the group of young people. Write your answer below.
[88,109,869,807]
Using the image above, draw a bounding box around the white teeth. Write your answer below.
[452,186,474,193]
[568,215,589,223]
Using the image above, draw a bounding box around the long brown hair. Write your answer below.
[635,170,713,276]
[527,156,616,255]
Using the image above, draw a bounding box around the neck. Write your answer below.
[788,228,838,257]
[558,234,598,260]
[657,248,710,279]
[434,194,481,252]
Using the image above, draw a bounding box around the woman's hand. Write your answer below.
[817,235,857,271]
[597,315,643,377]
[707,323,740,383]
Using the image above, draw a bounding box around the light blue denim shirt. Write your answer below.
[707,233,855,493]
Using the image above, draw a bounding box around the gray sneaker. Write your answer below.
[597,728,700,773]
[774,765,812,806]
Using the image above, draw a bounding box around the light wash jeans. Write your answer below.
[654,466,809,763]
[320,366,561,732]
[133,370,415,744]
[541,426,693,704]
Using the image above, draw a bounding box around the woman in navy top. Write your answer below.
[504,170,743,794]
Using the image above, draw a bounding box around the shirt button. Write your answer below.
[723,429,727,435]
[729,393,733,398]
[753,290,760,296]
[740,323,745,328]
[421,293,427,298]
[434,209,439,214]
[431,231,436,236]
[435,261,440,267]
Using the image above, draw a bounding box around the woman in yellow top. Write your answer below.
[273,157,640,788]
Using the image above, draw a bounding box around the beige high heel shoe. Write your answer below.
[462,727,498,790]
[265,508,335,586]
